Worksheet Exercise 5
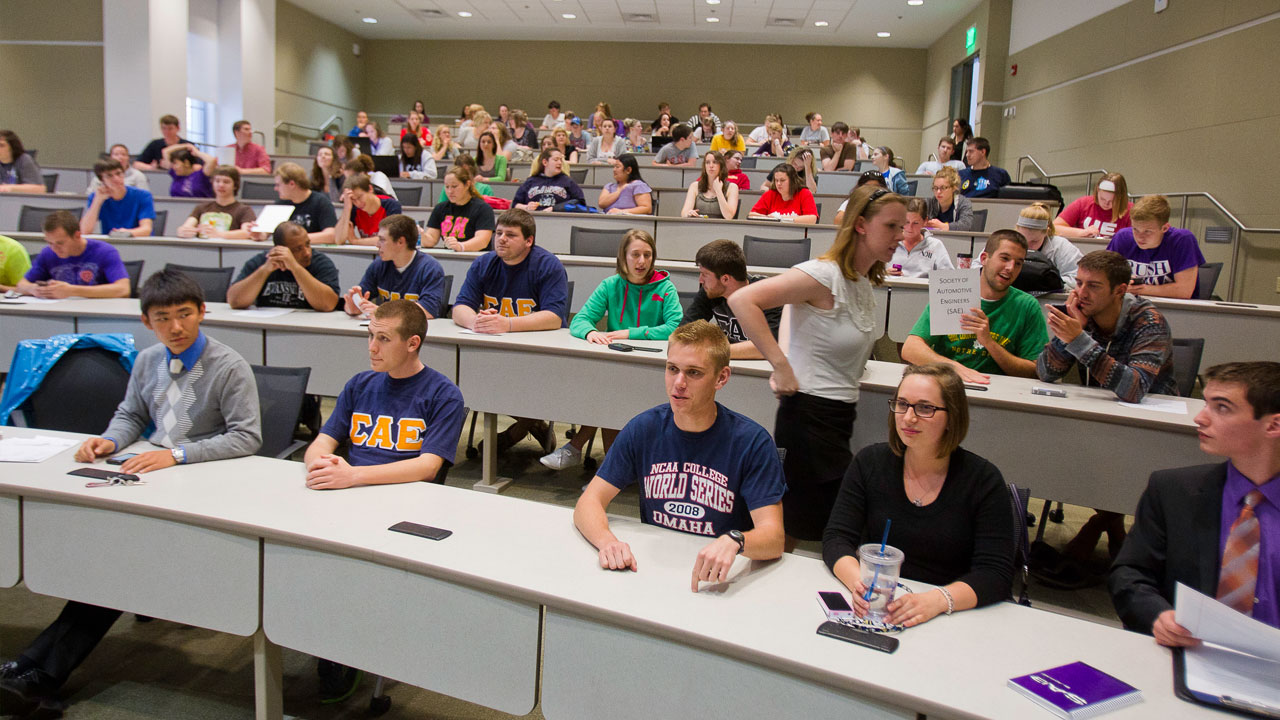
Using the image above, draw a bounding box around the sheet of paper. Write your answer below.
[1176,583,1280,662]
[0,435,78,463]
[928,269,979,336]
[1118,397,1188,414]
[215,146,237,166]
[251,204,295,233]
[457,329,503,336]
[0,295,63,304]
[229,307,294,318]
[1184,644,1280,711]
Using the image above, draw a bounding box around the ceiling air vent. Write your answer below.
[623,13,657,23]
[767,17,801,27]
[418,9,447,18]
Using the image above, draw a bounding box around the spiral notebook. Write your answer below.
[1008,661,1142,719]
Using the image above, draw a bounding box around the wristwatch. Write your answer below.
[727,530,745,555]
[171,446,186,465]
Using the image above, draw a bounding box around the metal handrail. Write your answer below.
[273,115,344,154]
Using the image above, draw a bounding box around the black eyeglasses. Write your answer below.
[887,399,946,418]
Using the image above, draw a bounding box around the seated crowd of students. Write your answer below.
[0,102,1272,716]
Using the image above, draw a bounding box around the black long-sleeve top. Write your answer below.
[822,443,1014,607]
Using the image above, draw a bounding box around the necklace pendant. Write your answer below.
[912,498,924,507]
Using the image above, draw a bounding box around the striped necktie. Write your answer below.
[1217,490,1264,615]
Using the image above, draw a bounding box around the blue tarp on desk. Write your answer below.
[0,333,137,424]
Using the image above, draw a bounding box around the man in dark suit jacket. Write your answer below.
[1109,361,1280,646]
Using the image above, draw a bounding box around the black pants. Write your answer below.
[775,392,857,541]
[19,601,123,688]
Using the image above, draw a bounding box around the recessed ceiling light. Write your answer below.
[706,16,719,22]
[362,17,377,23]
[814,21,829,27]
[457,11,472,17]
[877,31,891,37]
[562,13,576,19]
[707,0,721,4]
[907,0,924,5]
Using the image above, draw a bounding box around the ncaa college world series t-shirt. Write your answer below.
[597,403,787,537]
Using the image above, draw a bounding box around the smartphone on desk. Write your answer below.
[107,453,138,465]
[389,521,452,541]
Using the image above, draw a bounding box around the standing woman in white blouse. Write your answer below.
[729,185,908,547]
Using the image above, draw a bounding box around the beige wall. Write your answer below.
[359,40,927,168]
[274,0,365,154]
[998,0,1280,302]
[0,0,105,168]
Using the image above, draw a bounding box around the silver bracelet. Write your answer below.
[937,587,954,615]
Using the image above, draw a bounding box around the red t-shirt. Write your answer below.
[350,195,397,238]
[1058,195,1131,238]
[727,171,750,191]
[400,126,433,146]
[751,187,818,218]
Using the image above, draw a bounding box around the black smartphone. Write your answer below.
[388,521,452,541]
[68,467,140,482]
[107,453,138,465]
[816,621,899,654]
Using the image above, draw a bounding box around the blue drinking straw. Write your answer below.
[863,519,892,601]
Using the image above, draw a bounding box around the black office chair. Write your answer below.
[463,282,574,461]
[21,348,131,433]
[42,174,58,193]
[1008,483,1032,607]
[240,182,280,201]
[1195,263,1223,300]
[251,365,312,459]
[568,168,589,184]
[742,235,811,268]
[1171,337,1206,398]
[123,260,144,298]
[151,210,169,236]
[904,180,918,196]
[569,226,625,257]
[738,156,757,170]
[437,275,455,319]
[162,263,235,303]
[678,290,700,309]
[18,205,83,233]
[396,185,423,207]
[969,208,989,232]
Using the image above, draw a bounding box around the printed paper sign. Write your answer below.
[929,269,979,336]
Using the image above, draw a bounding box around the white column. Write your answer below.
[218,0,276,151]
[102,0,188,152]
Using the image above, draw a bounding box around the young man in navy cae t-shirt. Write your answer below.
[344,214,446,319]
[574,321,786,591]
[453,208,568,454]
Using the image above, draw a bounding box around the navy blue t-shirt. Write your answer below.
[359,252,447,316]
[959,166,1011,198]
[598,402,787,537]
[320,365,466,469]
[453,245,568,327]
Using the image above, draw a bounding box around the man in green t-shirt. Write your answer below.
[0,234,33,292]
[902,229,1049,384]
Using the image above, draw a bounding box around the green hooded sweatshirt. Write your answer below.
[569,270,683,340]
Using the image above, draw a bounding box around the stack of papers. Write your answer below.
[0,435,78,463]
[1176,583,1280,715]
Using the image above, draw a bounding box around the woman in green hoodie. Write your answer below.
[541,229,683,470]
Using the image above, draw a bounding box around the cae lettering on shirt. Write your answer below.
[376,288,420,303]
[349,412,428,451]
[482,295,537,317]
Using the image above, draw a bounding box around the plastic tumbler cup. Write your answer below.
[858,543,905,621]
[957,253,972,269]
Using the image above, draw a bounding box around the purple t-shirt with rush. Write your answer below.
[170,169,215,198]
[24,238,128,286]
[1106,226,1205,295]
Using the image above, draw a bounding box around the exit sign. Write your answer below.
[966,25,976,51]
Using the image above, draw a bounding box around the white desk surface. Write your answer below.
[0,427,1217,720]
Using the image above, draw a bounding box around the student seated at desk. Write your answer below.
[1036,250,1177,586]
[542,229,681,470]
[452,208,568,454]
[342,154,398,201]
[823,363,1014,627]
[433,156,494,205]
[680,239,781,360]
[89,144,151,194]
[0,233,32,292]
[573,321,786,587]
[0,270,261,713]
[1055,173,1132,240]
[250,162,336,245]
[228,119,271,175]
[423,166,497,252]
[598,154,653,215]
[887,198,954,278]
[228,221,341,311]
[17,210,131,299]
[923,166,975,232]
[161,144,217,199]
[335,173,402,247]
[681,151,739,219]
[902,229,1049,385]
[1105,194,1205,299]
[345,215,446,319]
[133,113,188,170]
[1110,361,1280,642]
[748,163,817,224]
[653,124,699,167]
[176,166,256,240]
[81,158,156,237]
[305,299,465,490]
[514,148,584,212]
[0,129,46,194]
[958,137,1011,199]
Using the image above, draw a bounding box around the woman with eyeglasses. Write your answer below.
[822,363,1014,627]
[728,185,907,547]
[923,166,975,231]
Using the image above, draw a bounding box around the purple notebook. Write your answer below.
[1008,661,1142,719]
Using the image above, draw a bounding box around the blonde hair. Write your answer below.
[820,185,907,285]
[765,121,784,136]
[934,165,960,190]
[668,320,730,372]
[1131,194,1171,225]
[615,229,657,279]
[1018,202,1056,238]
[432,125,452,149]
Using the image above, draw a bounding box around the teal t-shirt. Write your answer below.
[908,286,1048,375]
